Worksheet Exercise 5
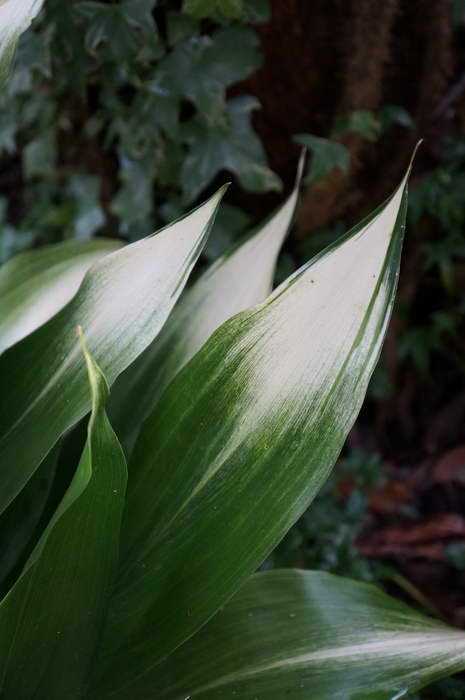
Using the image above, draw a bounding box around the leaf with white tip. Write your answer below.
[0,187,225,517]
[92,169,410,695]
[0,238,122,354]
[0,332,127,699]
[109,157,303,453]
[151,570,465,700]
[0,0,44,85]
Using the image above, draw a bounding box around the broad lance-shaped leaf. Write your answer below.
[109,156,304,454]
[0,187,225,516]
[92,170,410,694]
[0,0,44,85]
[0,238,121,354]
[0,331,127,699]
[150,570,465,699]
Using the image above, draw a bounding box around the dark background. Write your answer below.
[1,2,465,696]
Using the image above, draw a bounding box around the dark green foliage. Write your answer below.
[0,0,273,260]
[333,109,381,142]
[293,133,350,184]
[2,5,465,697]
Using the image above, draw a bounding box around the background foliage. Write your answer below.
[1,1,465,696]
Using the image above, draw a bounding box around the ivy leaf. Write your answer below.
[182,96,282,202]
[334,109,381,142]
[23,130,57,180]
[294,134,350,184]
[120,0,157,30]
[183,0,244,20]
[166,11,199,45]
[380,104,415,132]
[244,0,271,23]
[68,175,105,240]
[77,3,136,56]
[110,153,155,240]
[152,27,261,121]
[77,1,156,61]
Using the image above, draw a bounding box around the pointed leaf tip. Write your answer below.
[296,148,307,184]
[407,139,422,173]
[0,0,45,84]
[109,163,302,453]
[93,157,410,694]
[0,187,223,516]
[77,326,110,413]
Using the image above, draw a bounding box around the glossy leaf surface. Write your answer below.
[0,238,121,353]
[110,162,302,453]
[0,334,127,699]
[0,188,225,516]
[153,570,465,700]
[94,172,409,694]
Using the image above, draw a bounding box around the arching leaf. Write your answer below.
[0,187,225,517]
[0,239,121,354]
[93,170,410,695]
[153,570,465,700]
[0,332,127,699]
[110,158,303,453]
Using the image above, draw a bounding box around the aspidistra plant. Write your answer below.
[1,7,465,700]
[0,0,44,85]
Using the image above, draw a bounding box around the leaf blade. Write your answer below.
[0,0,44,86]
[151,570,465,700]
[109,159,303,453]
[0,331,127,699]
[0,188,225,516]
[94,172,410,694]
[0,238,121,354]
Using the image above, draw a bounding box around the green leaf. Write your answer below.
[77,0,156,60]
[0,331,127,699]
[380,105,415,132]
[0,187,226,517]
[294,134,350,183]
[182,96,282,202]
[93,170,410,695]
[152,27,262,121]
[23,129,57,180]
[111,153,156,239]
[166,11,199,46]
[334,109,381,142]
[109,157,303,454]
[67,174,106,240]
[244,0,271,23]
[183,0,244,20]
[0,444,60,592]
[0,0,44,86]
[0,238,121,353]
[152,570,465,699]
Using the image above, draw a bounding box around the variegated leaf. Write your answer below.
[0,239,121,354]
[92,168,410,695]
[0,331,127,699]
[0,0,44,85]
[152,570,465,700]
[109,156,304,454]
[0,187,225,517]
